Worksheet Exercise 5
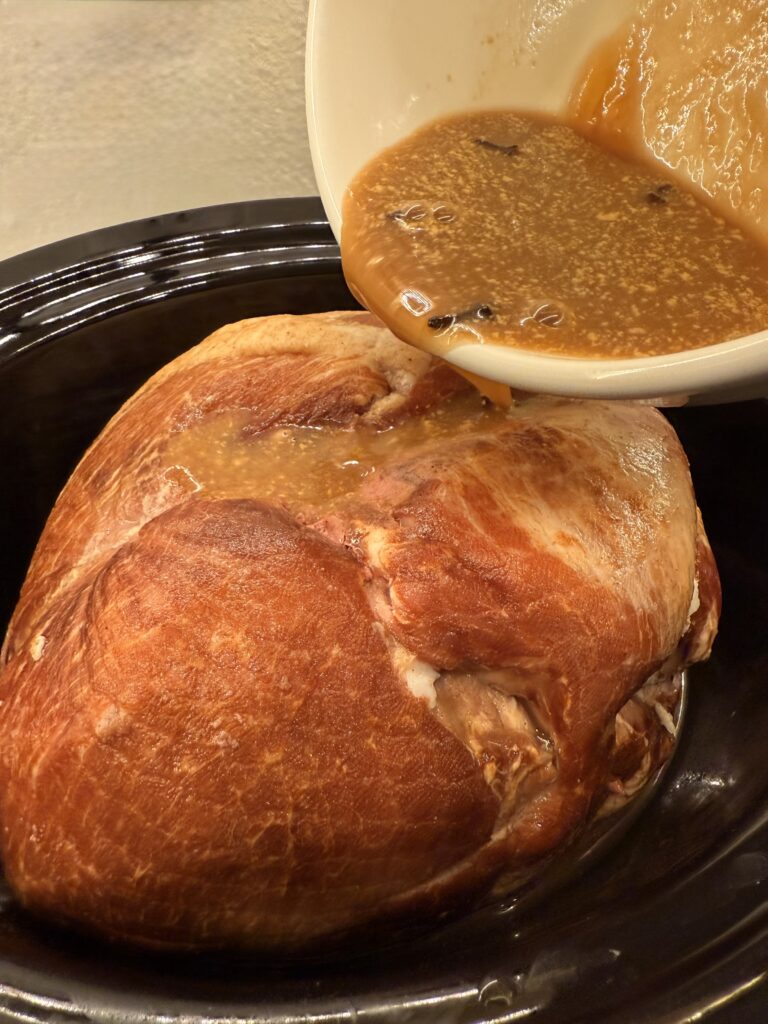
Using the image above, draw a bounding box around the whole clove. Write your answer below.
[646,183,674,205]
[428,304,496,330]
[473,138,520,156]
[427,313,456,331]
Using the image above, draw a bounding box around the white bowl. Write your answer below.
[305,0,768,404]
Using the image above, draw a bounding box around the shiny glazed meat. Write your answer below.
[0,312,720,950]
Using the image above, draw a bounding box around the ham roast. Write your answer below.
[0,311,720,950]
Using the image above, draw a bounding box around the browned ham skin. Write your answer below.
[0,312,719,950]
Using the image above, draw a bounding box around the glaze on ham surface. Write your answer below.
[0,312,720,949]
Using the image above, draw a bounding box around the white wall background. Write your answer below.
[0,0,315,261]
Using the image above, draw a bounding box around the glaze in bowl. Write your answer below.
[306,0,768,403]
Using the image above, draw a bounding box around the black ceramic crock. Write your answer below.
[0,198,766,1024]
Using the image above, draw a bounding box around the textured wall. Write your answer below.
[0,0,315,260]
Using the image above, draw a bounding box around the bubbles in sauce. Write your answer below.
[163,393,508,509]
[341,107,768,361]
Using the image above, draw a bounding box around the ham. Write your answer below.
[0,311,720,950]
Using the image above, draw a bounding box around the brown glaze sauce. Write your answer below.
[163,391,508,509]
[341,103,768,361]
